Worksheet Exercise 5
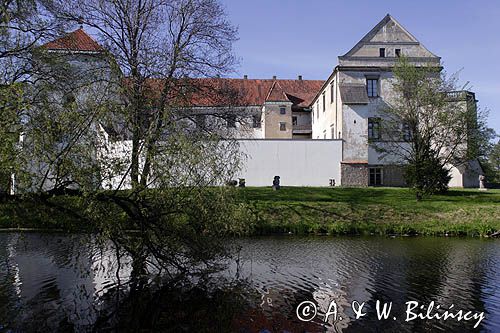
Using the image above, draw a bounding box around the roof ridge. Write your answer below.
[265,80,289,102]
[42,28,104,52]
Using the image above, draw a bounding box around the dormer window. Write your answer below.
[379,48,385,58]
[227,114,236,128]
[280,106,286,114]
[395,49,401,57]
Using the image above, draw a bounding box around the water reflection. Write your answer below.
[0,234,499,332]
[229,237,500,332]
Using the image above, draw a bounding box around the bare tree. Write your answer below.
[56,0,240,187]
[28,0,250,293]
[1,0,249,299]
[0,0,68,83]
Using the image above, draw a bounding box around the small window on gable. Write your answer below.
[395,49,401,57]
[279,122,286,131]
[252,114,261,128]
[322,92,325,112]
[280,106,286,114]
[316,101,319,118]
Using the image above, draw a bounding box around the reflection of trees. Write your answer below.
[0,234,19,330]
[0,234,99,331]
[0,235,497,332]
[92,279,251,332]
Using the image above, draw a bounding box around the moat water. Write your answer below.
[0,233,499,332]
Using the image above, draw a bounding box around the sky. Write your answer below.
[220,0,500,134]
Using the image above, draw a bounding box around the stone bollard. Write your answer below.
[479,175,487,191]
[272,176,280,190]
[226,180,237,187]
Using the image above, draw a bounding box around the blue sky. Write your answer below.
[220,0,500,134]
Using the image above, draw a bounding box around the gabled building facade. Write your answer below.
[309,14,481,187]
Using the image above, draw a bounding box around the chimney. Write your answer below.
[78,16,84,29]
[272,75,277,80]
[298,75,303,81]
[243,75,248,79]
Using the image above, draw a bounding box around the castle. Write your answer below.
[38,14,482,188]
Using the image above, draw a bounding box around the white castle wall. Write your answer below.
[237,139,343,187]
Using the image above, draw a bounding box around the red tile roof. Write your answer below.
[140,78,323,108]
[266,81,289,102]
[42,29,104,52]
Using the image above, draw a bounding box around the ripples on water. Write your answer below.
[0,234,499,332]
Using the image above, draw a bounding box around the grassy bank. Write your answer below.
[237,187,500,237]
[0,187,499,237]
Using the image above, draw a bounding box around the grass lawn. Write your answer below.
[1,187,498,237]
[237,187,500,237]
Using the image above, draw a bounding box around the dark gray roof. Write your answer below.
[339,84,369,104]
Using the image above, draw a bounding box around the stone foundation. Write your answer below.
[381,164,406,187]
[341,163,406,187]
[341,163,369,187]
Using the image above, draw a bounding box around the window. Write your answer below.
[292,116,298,126]
[316,101,319,118]
[322,92,326,112]
[395,48,401,57]
[402,123,411,141]
[330,124,335,139]
[330,82,334,103]
[369,168,383,186]
[280,106,286,114]
[63,93,76,110]
[196,115,206,129]
[379,48,385,58]
[227,114,236,128]
[366,78,378,97]
[323,130,326,139]
[252,115,261,128]
[279,122,286,131]
[368,118,381,140]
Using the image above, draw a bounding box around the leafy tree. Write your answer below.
[0,83,24,194]
[483,139,500,184]
[374,57,487,200]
